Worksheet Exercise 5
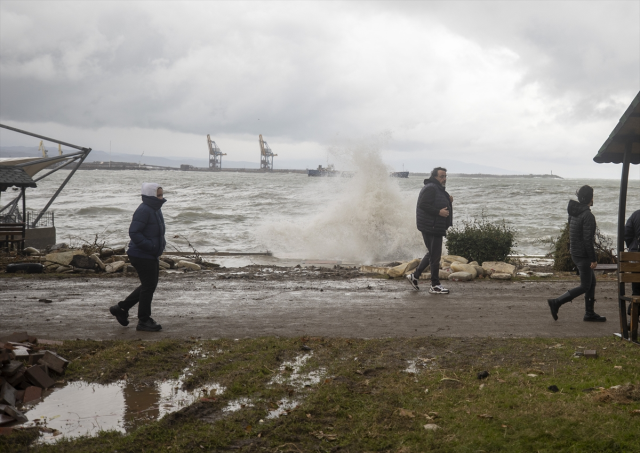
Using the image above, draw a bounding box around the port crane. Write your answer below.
[259,134,277,170]
[207,134,226,170]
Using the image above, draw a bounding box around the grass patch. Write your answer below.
[2,337,639,452]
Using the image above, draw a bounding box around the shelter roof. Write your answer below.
[593,90,640,165]
[0,155,69,177]
[0,166,37,192]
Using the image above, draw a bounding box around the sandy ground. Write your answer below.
[0,269,624,340]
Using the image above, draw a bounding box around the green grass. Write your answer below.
[2,337,639,452]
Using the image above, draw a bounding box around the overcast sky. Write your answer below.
[1,1,639,178]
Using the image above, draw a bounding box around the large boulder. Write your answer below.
[106,261,126,273]
[442,255,468,264]
[450,262,478,278]
[177,261,201,271]
[387,258,421,278]
[482,261,516,276]
[449,272,473,282]
[158,260,171,269]
[491,272,512,280]
[473,265,485,277]
[45,250,85,266]
[160,256,176,268]
[23,247,40,256]
[70,255,97,270]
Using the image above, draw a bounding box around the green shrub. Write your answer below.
[445,217,517,264]
[549,222,616,271]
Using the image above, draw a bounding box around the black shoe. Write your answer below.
[547,299,559,321]
[583,312,606,322]
[109,305,129,326]
[137,318,162,331]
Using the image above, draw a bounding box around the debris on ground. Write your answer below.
[0,332,71,427]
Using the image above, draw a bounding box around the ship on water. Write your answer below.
[308,164,409,178]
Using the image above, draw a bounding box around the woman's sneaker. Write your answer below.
[406,273,420,290]
[429,285,450,294]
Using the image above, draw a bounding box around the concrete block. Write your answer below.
[177,260,201,271]
[38,351,69,374]
[14,390,24,403]
[24,227,56,250]
[0,382,16,406]
[28,352,45,365]
[44,249,84,266]
[3,405,27,423]
[6,369,25,387]
[22,386,42,403]
[1,361,24,377]
[106,261,126,273]
[584,350,598,359]
[90,253,106,271]
[0,351,11,364]
[25,366,55,389]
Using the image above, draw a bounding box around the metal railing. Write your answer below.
[0,210,54,228]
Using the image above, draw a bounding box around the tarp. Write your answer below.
[0,156,69,177]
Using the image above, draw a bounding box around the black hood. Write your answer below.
[142,195,166,211]
[424,177,444,188]
[567,199,590,217]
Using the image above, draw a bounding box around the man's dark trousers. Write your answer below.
[118,256,159,322]
[413,232,443,287]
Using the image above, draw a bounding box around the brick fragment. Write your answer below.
[0,414,13,425]
[36,339,63,346]
[6,369,25,387]
[0,382,16,406]
[28,353,45,365]
[22,386,42,403]
[25,366,55,389]
[27,336,37,344]
[38,351,69,374]
[0,361,24,377]
[3,405,27,423]
[11,348,29,360]
[0,351,11,364]
[0,332,29,343]
[14,390,24,403]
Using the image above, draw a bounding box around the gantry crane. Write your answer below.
[38,140,48,158]
[259,134,277,171]
[207,134,226,170]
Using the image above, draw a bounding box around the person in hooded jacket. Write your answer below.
[109,182,167,332]
[406,167,453,294]
[547,185,606,322]
[624,208,640,315]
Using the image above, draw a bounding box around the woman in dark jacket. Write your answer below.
[548,185,606,322]
[110,183,167,332]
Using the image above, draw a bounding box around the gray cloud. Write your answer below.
[0,1,638,177]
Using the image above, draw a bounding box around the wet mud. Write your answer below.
[0,267,622,340]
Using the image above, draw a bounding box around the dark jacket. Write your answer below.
[625,209,640,251]
[127,195,167,260]
[567,199,596,262]
[416,177,452,236]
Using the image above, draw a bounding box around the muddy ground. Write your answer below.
[0,266,624,340]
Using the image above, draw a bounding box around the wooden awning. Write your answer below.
[593,90,640,165]
[0,166,37,192]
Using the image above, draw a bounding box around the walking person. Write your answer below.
[625,208,640,315]
[547,185,606,322]
[406,167,453,294]
[110,183,167,331]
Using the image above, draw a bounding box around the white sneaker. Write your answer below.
[429,285,450,294]
[406,273,420,290]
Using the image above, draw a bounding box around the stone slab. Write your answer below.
[25,366,55,389]
[38,351,69,374]
[0,382,16,406]
[22,386,42,403]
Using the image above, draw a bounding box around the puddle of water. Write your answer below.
[223,397,254,413]
[269,353,326,389]
[20,379,226,443]
[266,398,300,419]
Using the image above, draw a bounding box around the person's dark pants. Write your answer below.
[413,232,443,287]
[564,256,596,310]
[118,256,159,322]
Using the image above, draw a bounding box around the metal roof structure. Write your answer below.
[0,166,37,192]
[593,90,640,165]
[591,90,640,342]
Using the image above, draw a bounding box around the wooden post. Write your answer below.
[618,144,632,339]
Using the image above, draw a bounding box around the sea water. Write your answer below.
[6,153,640,263]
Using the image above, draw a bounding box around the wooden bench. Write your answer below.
[619,252,640,343]
[0,223,26,252]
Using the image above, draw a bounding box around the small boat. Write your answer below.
[390,171,409,178]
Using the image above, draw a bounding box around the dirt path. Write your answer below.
[0,272,623,340]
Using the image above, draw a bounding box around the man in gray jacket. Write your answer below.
[406,167,453,294]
